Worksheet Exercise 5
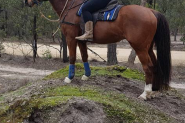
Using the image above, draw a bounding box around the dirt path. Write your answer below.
[3,42,185,66]
[0,64,54,78]
[0,64,54,94]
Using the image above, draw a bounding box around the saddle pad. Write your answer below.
[98,5,123,21]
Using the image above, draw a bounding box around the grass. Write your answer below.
[44,63,145,81]
[0,85,174,123]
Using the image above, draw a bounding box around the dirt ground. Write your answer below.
[0,53,185,93]
[0,53,185,122]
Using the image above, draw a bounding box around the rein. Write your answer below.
[39,0,69,22]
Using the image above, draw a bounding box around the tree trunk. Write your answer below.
[183,34,185,45]
[5,10,8,36]
[62,33,68,63]
[0,43,1,58]
[128,49,137,65]
[153,0,156,9]
[174,28,178,41]
[140,0,147,6]
[107,43,118,65]
[33,15,37,62]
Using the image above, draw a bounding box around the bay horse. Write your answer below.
[25,0,171,100]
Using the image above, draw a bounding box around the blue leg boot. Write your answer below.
[82,62,91,80]
[64,64,75,83]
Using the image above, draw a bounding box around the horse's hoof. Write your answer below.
[64,77,72,83]
[81,75,89,81]
[150,91,160,98]
[138,95,147,101]
[138,92,148,101]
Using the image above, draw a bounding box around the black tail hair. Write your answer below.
[152,12,171,91]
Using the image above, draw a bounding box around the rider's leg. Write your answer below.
[75,0,111,41]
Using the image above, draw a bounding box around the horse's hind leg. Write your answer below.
[148,46,160,98]
[78,41,91,80]
[136,50,154,100]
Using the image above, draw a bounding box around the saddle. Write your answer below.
[77,0,123,31]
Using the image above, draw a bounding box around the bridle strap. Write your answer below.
[61,0,79,26]
[60,0,88,26]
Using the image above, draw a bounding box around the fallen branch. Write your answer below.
[87,47,106,62]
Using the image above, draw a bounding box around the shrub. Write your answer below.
[42,49,52,59]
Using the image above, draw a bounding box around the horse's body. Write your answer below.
[26,0,171,100]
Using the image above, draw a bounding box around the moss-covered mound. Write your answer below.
[44,63,145,81]
[0,85,174,123]
[0,64,177,123]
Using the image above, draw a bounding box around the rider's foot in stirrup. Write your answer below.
[75,21,93,41]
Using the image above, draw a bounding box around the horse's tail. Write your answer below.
[152,11,171,91]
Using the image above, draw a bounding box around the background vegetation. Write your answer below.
[0,0,185,40]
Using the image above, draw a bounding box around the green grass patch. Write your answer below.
[0,85,173,123]
[0,96,5,102]
[44,63,145,81]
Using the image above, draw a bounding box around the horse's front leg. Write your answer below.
[78,41,91,80]
[64,37,78,83]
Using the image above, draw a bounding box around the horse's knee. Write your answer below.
[69,56,76,64]
[81,54,88,62]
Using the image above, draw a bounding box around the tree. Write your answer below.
[107,43,118,65]
[33,15,37,62]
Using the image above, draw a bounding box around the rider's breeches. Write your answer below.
[82,0,111,23]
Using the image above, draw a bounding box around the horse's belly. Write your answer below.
[93,21,124,44]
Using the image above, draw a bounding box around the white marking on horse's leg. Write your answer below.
[81,75,89,81]
[139,84,152,100]
[64,77,72,83]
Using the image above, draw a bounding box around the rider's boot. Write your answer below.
[75,21,93,41]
